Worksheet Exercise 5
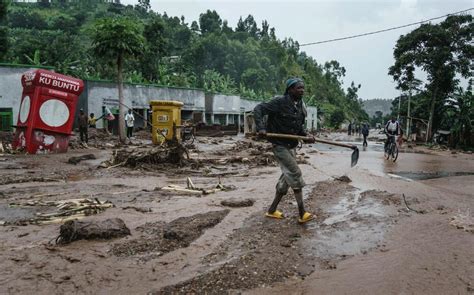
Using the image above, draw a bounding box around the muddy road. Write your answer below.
[0,133,473,294]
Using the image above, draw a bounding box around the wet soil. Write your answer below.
[391,171,474,180]
[111,210,229,260]
[157,180,410,294]
[0,132,473,294]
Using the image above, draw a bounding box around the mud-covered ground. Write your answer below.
[0,131,473,294]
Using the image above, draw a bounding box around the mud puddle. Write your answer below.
[156,180,409,294]
[391,171,474,181]
[305,184,401,260]
[0,204,51,225]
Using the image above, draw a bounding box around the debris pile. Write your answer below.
[69,129,118,150]
[7,198,113,225]
[197,153,275,167]
[0,131,14,154]
[100,143,188,169]
[229,140,272,153]
[133,130,152,140]
[0,141,13,154]
[56,218,130,244]
[205,140,277,167]
[157,177,236,196]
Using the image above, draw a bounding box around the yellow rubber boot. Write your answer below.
[298,212,314,223]
[265,210,284,219]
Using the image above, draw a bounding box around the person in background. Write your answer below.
[362,123,369,147]
[89,113,96,128]
[253,77,315,224]
[125,109,135,139]
[384,116,401,151]
[348,122,352,136]
[77,109,88,143]
[410,123,417,142]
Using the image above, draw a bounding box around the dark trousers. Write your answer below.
[127,127,133,138]
[385,133,396,150]
[363,135,368,146]
[79,127,88,143]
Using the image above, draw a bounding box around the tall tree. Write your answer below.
[90,17,145,142]
[447,83,473,147]
[0,0,9,60]
[199,10,221,34]
[389,15,473,141]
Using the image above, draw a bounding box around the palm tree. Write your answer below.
[90,17,145,142]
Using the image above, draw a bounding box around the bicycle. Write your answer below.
[384,134,399,162]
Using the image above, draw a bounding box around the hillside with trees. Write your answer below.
[1,0,369,128]
[362,98,393,118]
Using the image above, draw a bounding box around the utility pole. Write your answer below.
[397,94,401,120]
[406,82,412,140]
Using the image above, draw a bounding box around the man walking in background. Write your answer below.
[362,123,369,147]
[125,109,135,139]
[77,109,88,143]
[254,78,315,224]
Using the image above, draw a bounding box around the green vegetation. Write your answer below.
[389,14,473,148]
[90,17,145,142]
[0,0,9,60]
[2,0,369,128]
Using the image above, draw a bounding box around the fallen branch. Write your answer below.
[402,194,425,214]
[8,198,114,225]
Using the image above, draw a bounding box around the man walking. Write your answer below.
[254,78,315,223]
[125,109,135,139]
[362,123,369,147]
[77,109,88,143]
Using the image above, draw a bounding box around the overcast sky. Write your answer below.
[122,0,472,100]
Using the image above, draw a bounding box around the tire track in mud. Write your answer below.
[155,180,411,294]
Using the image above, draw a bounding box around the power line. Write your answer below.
[299,8,473,47]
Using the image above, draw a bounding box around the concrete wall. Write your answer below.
[1,66,317,131]
[85,81,206,128]
[240,98,259,112]
[205,93,241,125]
[0,65,49,123]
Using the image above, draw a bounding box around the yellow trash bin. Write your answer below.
[150,100,183,144]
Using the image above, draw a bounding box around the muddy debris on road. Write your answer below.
[220,198,255,207]
[111,210,230,260]
[67,153,96,165]
[56,218,130,244]
[4,198,114,225]
[100,142,189,169]
[156,179,421,294]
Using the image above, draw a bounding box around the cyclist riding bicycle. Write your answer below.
[384,116,401,151]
